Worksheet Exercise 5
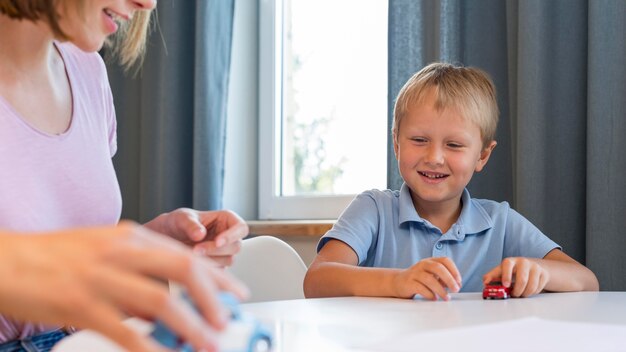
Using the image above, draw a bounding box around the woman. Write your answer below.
[0,1,247,351]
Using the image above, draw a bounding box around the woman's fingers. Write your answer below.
[75,298,170,352]
[193,240,242,257]
[103,232,249,300]
[209,219,248,248]
[89,265,221,351]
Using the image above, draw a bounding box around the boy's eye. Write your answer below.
[411,137,427,143]
[447,142,464,148]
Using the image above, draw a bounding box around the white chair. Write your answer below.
[228,236,308,303]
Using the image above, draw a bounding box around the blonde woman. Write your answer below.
[0,1,248,351]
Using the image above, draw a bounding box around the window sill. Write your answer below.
[246,220,335,237]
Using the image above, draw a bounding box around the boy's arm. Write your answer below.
[539,249,599,291]
[304,239,399,298]
[483,249,599,297]
[303,239,461,300]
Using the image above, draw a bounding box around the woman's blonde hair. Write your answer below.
[392,62,499,147]
[0,0,152,69]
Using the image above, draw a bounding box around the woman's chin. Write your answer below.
[70,37,106,53]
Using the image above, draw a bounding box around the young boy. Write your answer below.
[304,63,599,300]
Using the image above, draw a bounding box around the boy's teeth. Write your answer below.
[421,172,445,179]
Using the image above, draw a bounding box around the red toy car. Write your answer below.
[482,281,512,299]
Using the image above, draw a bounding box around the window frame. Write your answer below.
[258,0,355,220]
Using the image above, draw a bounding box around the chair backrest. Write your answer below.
[228,236,308,303]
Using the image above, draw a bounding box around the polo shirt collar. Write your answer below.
[456,188,493,236]
[398,183,422,224]
[397,183,493,236]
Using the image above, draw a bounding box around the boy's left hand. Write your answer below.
[483,257,550,298]
[145,208,249,267]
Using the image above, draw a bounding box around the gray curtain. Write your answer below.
[388,0,626,290]
[107,0,235,222]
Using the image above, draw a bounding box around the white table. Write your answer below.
[242,292,626,351]
[54,292,626,351]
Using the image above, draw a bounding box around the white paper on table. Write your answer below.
[364,317,626,352]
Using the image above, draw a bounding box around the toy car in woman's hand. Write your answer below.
[150,292,272,352]
[482,281,512,300]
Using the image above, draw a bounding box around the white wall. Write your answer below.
[224,0,259,220]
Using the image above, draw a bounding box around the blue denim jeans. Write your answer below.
[0,329,70,352]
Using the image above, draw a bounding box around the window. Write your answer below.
[259,0,388,219]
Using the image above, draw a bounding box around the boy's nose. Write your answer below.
[424,146,444,166]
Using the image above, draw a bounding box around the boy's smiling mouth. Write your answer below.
[418,171,449,182]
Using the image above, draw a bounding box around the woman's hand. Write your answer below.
[145,209,249,267]
[0,222,248,352]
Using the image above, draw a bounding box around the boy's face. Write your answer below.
[393,88,496,213]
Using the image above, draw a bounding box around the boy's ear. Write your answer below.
[475,140,497,172]
[392,133,399,157]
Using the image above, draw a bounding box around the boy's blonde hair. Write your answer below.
[0,0,152,70]
[392,62,499,147]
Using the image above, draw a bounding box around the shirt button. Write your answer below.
[435,242,443,250]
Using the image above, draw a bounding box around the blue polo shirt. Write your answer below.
[318,183,560,292]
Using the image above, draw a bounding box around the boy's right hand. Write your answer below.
[393,257,462,300]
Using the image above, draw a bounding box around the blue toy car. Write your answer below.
[150,292,272,352]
